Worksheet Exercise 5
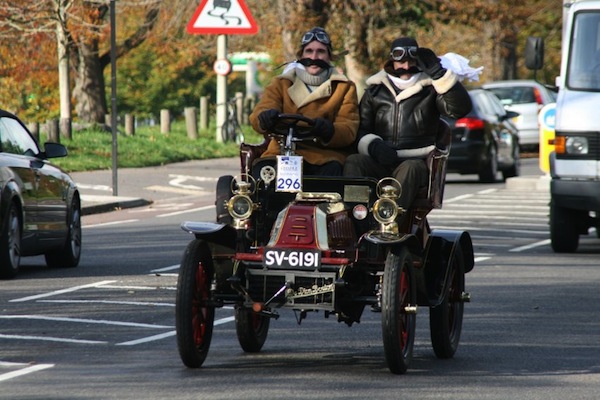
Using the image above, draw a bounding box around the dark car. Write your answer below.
[444,88,520,183]
[0,109,81,279]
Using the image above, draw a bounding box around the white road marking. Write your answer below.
[0,315,173,329]
[509,239,551,252]
[77,183,112,192]
[145,185,211,196]
[84,219,139,228]
[10,280,116,303]
[0,334,106,345]
[151,264,180,273]
[474,256,491,262]
[157,205,214,218]
[0,362,55,382]
[38,299,174,307]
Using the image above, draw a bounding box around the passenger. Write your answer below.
[344,37,472,210]
[249,27,359,176]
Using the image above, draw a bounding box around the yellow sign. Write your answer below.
[538,103,556,173]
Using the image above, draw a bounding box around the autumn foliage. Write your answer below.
[0,0,561,124]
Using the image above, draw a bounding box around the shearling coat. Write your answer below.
[355,69,472,158]
[249,68,359,166]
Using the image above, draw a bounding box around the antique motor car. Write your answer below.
[175,114,474,374]
[0,109,81,279]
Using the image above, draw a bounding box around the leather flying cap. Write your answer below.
[390,37,419,52]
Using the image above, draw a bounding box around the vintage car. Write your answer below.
[175,114,474,374]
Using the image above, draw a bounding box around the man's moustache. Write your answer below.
[298,58,331,69]
[390,66,420,77]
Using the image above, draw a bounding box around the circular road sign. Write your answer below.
[213,59,232,76]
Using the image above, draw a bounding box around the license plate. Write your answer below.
[276,155,302,192]
[263,248,321,269]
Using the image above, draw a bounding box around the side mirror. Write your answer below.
[525,36,544,70]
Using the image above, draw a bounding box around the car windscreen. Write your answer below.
[486,87,537,105]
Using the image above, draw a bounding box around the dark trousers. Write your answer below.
[343,154,429,209]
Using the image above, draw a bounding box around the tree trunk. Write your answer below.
[73,40,107,124]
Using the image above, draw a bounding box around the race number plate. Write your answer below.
[276,155,302,192]
[263,248,321,269]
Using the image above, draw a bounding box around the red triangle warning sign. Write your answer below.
[187,0,259,35]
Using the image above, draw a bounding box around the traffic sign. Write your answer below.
[187,0,259,35]
[213,59,232,76]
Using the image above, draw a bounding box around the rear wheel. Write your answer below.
[479,145,498,183]
[502,144,520,180]
[0,201,21,279]
[235,306,270,352]
[430,247,465,358]
[221,120,236,142]
[550,200,580,253]
[176,240,215,368]
[46,196,81,268]
[381,247,416,374]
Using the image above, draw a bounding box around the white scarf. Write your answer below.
[387,72,422,91]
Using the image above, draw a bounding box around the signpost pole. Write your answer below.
[216,35,228,143]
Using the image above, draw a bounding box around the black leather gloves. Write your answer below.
[311,118,334,142]
[258,109,279,131]
[368,139,398,166]
[416,48,446,80]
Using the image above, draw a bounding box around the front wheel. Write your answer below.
[381,247,417,375]
[0,201,21,279]
[550,201,580,253]
[235,306,270,352]
[175,240,215,368]
[429,246,465,359]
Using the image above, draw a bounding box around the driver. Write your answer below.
[249,27,359,176]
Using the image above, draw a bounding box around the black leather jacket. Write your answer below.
[355,69,472,157]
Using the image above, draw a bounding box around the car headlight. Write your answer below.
[227,194,253,219]
[372,198,398,224]
[565,136,588,155]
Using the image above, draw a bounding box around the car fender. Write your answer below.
[421,229,474,306]
[180,221,237,249]
[1,179,23,224]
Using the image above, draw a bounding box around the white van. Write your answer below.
[528,0,600,253]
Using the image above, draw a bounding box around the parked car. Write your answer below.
[0,109,81,279]
[444,88,521,183]
[482,79,557,151]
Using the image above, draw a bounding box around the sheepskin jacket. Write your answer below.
[249,68,359,166]
[355,69,472,158]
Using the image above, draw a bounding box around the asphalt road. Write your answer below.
[5,157,600,399]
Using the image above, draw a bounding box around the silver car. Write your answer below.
[482,80,557,151]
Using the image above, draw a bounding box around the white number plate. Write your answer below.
[276,155,302,192]
[263,248,321,269]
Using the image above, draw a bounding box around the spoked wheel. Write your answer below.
[235,306,270,352]
[381,247,417,375]
[176,239,215,368]
[430,247,466,359]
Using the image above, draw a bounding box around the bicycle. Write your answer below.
[221,96,245,144]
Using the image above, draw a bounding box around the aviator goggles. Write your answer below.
[390,46,418,61]
[301,30,331,46]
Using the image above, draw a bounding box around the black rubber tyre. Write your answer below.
[381,247,417,375]
[430,247,465,359]
[45,196,82,268]
[215,175,234,224]
[550,200,579,253]
[0,201,21,279]
[479,145,498,183]
[175,239,215,368]
[235,306,270,352]
[502,144,520,180]
[221,121,236,142]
